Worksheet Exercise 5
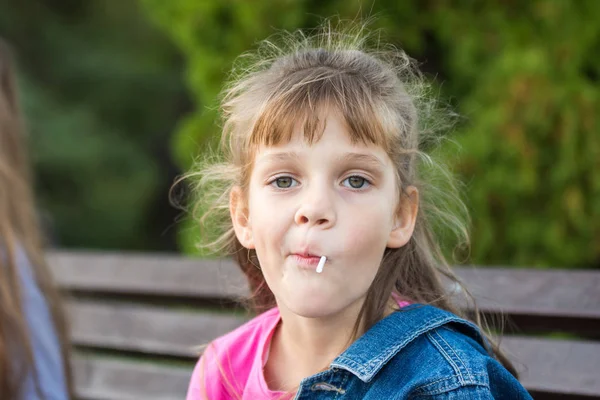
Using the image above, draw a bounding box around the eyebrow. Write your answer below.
[256,151,387,169]
[337,152,387,169]
[256,152,302,165]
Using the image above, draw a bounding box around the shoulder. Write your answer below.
[186,307,280,400]
[388,316,532,399]
[208,306,280,362]
[340,305,531,399]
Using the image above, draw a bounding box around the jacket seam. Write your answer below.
[426,330,475,385]
[436,329,476,382]
[426,331,464,385]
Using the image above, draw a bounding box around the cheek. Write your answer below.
[342,206,391,257]
[248,189,291,245]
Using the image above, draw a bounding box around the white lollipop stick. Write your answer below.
[316,256,326,273]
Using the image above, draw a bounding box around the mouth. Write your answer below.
[291,253,324,267]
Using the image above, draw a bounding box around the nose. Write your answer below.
[294,183,336,229]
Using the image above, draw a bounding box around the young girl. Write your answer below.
[0,40,72,399]
[184,22,532,399]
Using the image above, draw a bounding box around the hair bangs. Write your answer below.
[249,70,392,151]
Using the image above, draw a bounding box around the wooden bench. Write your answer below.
[47,251,600,400]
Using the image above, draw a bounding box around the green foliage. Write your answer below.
[429,1,600,267]
[141,0,599,267]
[1,0,187,249]
[21,77,159,248]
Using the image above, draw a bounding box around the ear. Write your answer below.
[387,186,419,248]
[230,186,255,249]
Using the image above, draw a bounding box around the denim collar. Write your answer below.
[330,304,483,382]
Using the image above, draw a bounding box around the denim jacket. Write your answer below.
[293,304,533,399]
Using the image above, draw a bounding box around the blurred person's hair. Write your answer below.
[0,39,73,399]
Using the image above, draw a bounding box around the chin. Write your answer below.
[284,295,347,319]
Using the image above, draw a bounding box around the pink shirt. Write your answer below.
[186,307,287,400]
[186,301,412,400]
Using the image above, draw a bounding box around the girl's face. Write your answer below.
[231,112,417,319]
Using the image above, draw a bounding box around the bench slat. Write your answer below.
[502,336,600,397]
[49,251,247,299]
[455,267,600,320]
[455,267,600,334]
[69,300,247,358]
[50,251,600,333]
[73,355,191,400]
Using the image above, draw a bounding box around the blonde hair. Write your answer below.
[181,20,517,385]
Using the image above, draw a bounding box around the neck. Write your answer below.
[264,297,371,392]
[285,299,363,357]
[263,296,401,392]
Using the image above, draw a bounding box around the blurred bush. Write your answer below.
[142,0,599,268]
[0,0,188,250]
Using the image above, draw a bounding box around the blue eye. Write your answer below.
[271,176,298,188]
[343,176,370,189]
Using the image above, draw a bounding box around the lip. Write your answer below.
[291,253,323,268]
